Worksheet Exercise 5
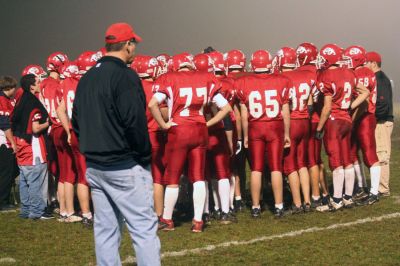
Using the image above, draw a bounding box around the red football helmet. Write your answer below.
[272,47,297,70]
[316,44,343,69]
[77,51,101,74]
[342,45,366,69]
[96,47,107,58]
[208,51,225,72]
[156,53,171,76]
[46,52,69,73]
[22,65,47,79]
[171,52,194,71]
[296,42,318,66]
[60,61,80,79]
[250,50,272,72]
[193,54,213,72]
[225,49,246,70]
[131,55,159,78]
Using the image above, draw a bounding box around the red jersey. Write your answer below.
[281,69,315,119]
[219,76,237,123]
[297,64,317,73]
[61,77,79,121]
[236,73,291,122]
[354,66,377,114]
[317,68,356,123]
[41,77,62,127]
[141,79,159,132]
[154,71,221,125]
[0,92,15,147]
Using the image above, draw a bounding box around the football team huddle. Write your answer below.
[21,42,381,233]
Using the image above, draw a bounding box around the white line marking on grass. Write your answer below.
[0,258,16,263]
[121,212,400,264]
[0,210,17,214]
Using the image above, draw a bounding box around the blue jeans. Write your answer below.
[19,163,47,219]
[87,164,161,266]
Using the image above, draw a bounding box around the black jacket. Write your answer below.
[72,56,151,168]
[375,70,394,122]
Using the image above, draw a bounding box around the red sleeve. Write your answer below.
[235,78,247,104]
[153,74,171,98]
[317,72,333,96]
[208,75,222,100]
[281,78,291,105]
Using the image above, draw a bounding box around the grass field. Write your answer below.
[1,111,399,265]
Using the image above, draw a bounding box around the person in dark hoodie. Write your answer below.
[11,74,53,220]
[0,76,19,210]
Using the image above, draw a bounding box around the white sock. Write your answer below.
[211,179,220,210]
[235,195,242,201]
[193,181,206,222]
[333,168,345,199]
[275,203,283,209]
[204,181,209,214]
[82,212,92,219]
[163,187,179,220]
[218,179,231,213]
[370,165,381,195]
[229,176,235,209]
[60,212,67,217]
[354,163,366,188]
[312,195,320,201]
[344,167,355,197]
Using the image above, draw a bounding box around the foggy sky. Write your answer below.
[1,0,399,100]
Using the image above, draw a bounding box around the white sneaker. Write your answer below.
[330,199,344,211]
[316,204,331,212]
[64,214,83,223]
[343,197,355,208]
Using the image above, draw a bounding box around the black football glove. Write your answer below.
[315,130,324,140]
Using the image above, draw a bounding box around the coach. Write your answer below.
[72,22,160,266]
[365,51,394,197]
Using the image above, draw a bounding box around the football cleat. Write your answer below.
[330,198,344,211]
[233,199,246,212]
[211,209,222,220]
[274,207,292,218]
[191,219,204,233]
[159,217,175,231]
[303,203,312,213]
[82,217,93,228]
[310,198,322,209]
[202,213,211,225]
[251,207,261,218]
[357,193,379,206]
[343,197,355,208]
[353,187,369,202]
[291,205,304,215]
[220,212,238,224]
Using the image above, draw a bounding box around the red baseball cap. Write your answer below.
[365,51,381,63]
[105,22,142,44]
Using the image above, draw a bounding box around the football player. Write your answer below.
[194,53,237,224]
[276,47,314,213]
[223,49,246,211]
[56,51,99,225]
[131,55,169,226]
[296,42,330,208]
[343,46,381,205]
[41,52,69,209]
[54,62,83,223]
[149,53,232,232]
[314,44,370,211]
[237,55,292,218]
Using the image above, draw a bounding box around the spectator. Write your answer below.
[11,74,53,219]
[0,76,19,210]
[365,51,394,197]
[72,22,160,266]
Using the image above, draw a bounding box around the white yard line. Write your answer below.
[121,212,400,264]
[0,258,16,263]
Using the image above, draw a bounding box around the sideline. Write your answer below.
[121,212,400,264]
